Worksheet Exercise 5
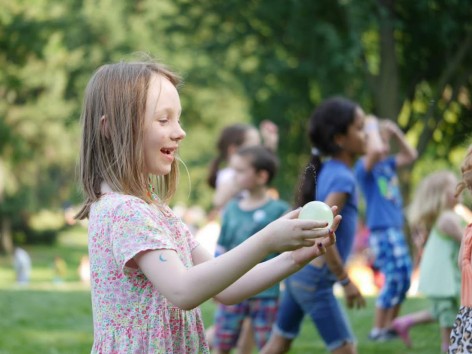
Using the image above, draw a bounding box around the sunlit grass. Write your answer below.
[0,225,443,353]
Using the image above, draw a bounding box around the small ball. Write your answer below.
[298,201,334,229]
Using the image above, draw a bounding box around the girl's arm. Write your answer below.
[135,209,339,310]
[323,192,366,309]
[382,120,418,168]
[192,229,336,304]
[362,116,385,172]
[437,210,464,243]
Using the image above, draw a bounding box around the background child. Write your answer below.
[13,246,31,285]
[262,96,367,354]
[392,170,464,353]
[450,145,472,353]
[354,115,417,341]
[207,121,278,215]
[212,145,291,353]
[206,120,279,353]
[206,120,279,354]
[75,59,339,353]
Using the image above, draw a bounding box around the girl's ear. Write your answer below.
[100,115,110,139]
[334,133,345,150]
[257,169,270,185]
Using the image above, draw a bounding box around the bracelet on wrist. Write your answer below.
[339,277,351,286]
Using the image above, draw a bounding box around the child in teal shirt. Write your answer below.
[213,145,290,353]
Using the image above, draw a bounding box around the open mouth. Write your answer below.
[161,148,176,156]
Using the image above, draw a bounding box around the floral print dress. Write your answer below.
[88,193,209,353]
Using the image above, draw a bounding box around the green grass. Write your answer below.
[0,225,442,353]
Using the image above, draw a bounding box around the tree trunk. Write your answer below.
[376,0,400,120]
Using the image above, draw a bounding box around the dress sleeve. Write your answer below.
[110,199,176,272]
[327,169,356,196]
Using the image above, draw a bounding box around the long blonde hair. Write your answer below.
[408,170,457,233]
[75,60,182,220]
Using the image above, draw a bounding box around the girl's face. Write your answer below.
[230,154,265,191]
[143,74,186,176]
[242,127,261,148]
[337,107,367,157]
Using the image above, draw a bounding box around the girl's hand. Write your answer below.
[290,228,337,267]
[259,120,279,151]
[262,207,342,254]
[343,282,366,309]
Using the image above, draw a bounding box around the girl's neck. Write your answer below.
[239,187,270,210]
[100,181,113,194]
[332,152,356,167]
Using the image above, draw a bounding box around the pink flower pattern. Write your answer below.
[88,193,209,353]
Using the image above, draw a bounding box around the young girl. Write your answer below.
[449,146,472,354]
[262,96,367,354]
[213,145,291,353]
[207,121,278,215]
[354,116,416,341]
[392,170,464,353]
[207,121,278,353]
[75,60,340,353]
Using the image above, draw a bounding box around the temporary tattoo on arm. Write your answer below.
[159,254,167,262]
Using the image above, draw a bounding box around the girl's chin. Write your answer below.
[146,168,171,176]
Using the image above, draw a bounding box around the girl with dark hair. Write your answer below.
[262,97,367,354]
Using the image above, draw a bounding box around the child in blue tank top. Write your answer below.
[262,96,367,354]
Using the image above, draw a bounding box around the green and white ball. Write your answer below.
[298,201,334,229]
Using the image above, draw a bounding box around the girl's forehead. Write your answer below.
[354,106,366,121]
[147,74,181,112]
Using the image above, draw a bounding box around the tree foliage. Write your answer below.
[0,0,470,248]
[170,0,472,200]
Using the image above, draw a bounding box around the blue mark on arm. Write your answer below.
[159,254,167,262]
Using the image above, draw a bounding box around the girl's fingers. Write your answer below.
[330,205,339,216]
[283,208,301,219]
[330,215,342,231]
[298,220,330,231]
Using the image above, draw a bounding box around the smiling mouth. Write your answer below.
[161,148,176,156]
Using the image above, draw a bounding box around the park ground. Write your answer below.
[0,224,441,354]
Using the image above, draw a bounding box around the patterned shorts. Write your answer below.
[213,297,279,351]
[369,227,412,308]
[449,306,472,353]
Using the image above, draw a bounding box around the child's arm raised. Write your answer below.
[382,119,418,168]
[362,115,385,172]
[135,209,339,310]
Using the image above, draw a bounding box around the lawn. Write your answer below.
[0,225,441,353]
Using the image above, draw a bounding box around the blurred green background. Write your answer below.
[1,0,471,248]
[0,0,471,352]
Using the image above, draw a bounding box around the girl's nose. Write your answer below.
[172,123,186,141]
